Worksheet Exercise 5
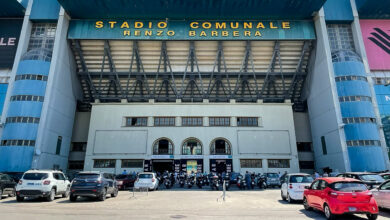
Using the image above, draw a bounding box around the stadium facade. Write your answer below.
[1,0,390,175]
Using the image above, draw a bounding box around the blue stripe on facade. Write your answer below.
[12,80,47,96]
[340,102,376,118]
[0,147,34,172]
[16,60,51,76]
[7,102,43,117]
[2,123,39,140]
[344,123,380,141]
[333,62,366,77]
[336,81,371,97]
[348,146,386,172]
[0,84,8,116]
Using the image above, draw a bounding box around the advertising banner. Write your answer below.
[0,19,23,68]
[360,20,390,70]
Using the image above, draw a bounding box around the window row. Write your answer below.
[240,159,292,169]
[339,96,371,102]
[342,117,376,124]
[1,139,36,146]
[15,74,48,81]
[335,75,367,82]
[93,159,144,168]
[374,77,390,85]
[10,95,44,102]
[6,117,40,124]
[125,116,259,127]
[153,138,231,155]
[346,140,381,147]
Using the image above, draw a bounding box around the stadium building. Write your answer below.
[0,0,390,175]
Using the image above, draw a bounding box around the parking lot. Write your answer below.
[0,189,389,220]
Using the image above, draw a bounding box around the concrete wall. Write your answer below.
[84,102,299,174]
[71,112,91,142]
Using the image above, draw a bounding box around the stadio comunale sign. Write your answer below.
[68,20,316,40]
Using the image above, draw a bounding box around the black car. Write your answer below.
[69,171,118,202]
[337,172,385,189]
[0,173,17,199]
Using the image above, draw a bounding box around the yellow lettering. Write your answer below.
[157,30,163,36]
[200,31,207,36]
[255,31,262,37]
[189,31,196,36]
[123,30,130,36]
[149,22,152,29]
[202,22,212,29]
[230,22,239,29]
[135,22,144,28]
[215,22,226,29]
[190,22,199,29]
[233,31,239,37]
[120,22,129,29]
[256,22,265,29]
[211,31,218,36]
[270,22,278,29]
[109,21,117,28]
[134,30,140,36]
[243,22,252,29]
[95,21,103,28]
[157,22,167,29]
[222,31,228,37]
[145,30,152,36]
[244,31,251,36]
[167,30,175,36]
[282,22,290,29]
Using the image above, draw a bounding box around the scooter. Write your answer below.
[162,172,171,189]
[257,174,267,189]
[196,174,204,189]
[250,174,256,189]
[210,174,220,191]
[236,175,247,190]
[187,174,195,188]
[178,173,186,188]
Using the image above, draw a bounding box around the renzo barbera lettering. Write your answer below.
[94,21,291,38]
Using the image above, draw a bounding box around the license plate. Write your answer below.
[27,183,34,185]
[348,207,357,212]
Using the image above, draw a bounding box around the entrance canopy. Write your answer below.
[1,0,26,17]
[57,0,326,19]
[355,0,390,19]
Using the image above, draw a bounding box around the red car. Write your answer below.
[303,177,378,220]
[115,174,136,190]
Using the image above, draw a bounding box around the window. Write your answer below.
[182,117,203,126]
[125,117,147,126]
[321,136,327,155]
[28,23,57,52]
[268,159,290,168]
[297,142,312,152]
[240,159,262,168]
[10,95,44,102]
[210,139,231,155]
[121,160,144,168]
[153,138,174,155]
[342,117,376,124]
[237,117,258,126]
[154,117,175,126]
[346,140,381,147]
[68,161,84,170]
[15,74,48,82]
[93,159,116,168]
[209,117,230,126]
[335,76,367,82]
[71,142,87,152]
[6,117,40,124]
[1,139,35,146]
[299,161,315,170]
[339,96,372,102]
[327,24,355,53]
[56,136,62,155]
[182,138,202,155]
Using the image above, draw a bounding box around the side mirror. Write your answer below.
[304,186,310,189]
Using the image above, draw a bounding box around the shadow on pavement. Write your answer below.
[0,197,64,204]
[56,196,115,204]
[300,208,386,220]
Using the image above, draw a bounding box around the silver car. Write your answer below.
[372,180,390,209]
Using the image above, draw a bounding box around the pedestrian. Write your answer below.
[122,169,127,175]
[245,171,251,189]
[314,171,320,179]
[323,172,329,177]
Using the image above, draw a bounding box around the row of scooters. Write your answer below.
[156,172,270,191]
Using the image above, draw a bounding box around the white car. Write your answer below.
[133,172,159,191]
[281,173,314,203]
[372,180,390,209]
[16,170,71,202]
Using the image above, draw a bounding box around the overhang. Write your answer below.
[356,0,390,19]
[57,0,327,19]
[1,0,26,18]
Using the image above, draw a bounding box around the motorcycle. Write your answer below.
[210,174,220,191]
[162,172,172,189]
[236,174,247,190]
[250,173,256,189]
[257,174,267,189]
[223,173,230,191]
[196,174,204,189]
[187,174,195,188]
[178,173,186,188]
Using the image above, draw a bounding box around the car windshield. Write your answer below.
[75,174,100,179]
[331,182,368,192]
[359,174,384,182]
[23,173,48,180]
[382,174,390,180]
[267,173,279,178]
[139,174,153,179]
[290,175,313,183]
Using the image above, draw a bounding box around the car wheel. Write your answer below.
[9,187,16,197]
[281,191,286,201]
[0,188,2,200]
[69,194,77,202]
[367,214,378,220]
[16,195,24,202]
[287,193,294,203]
[98,188,107,201]
[47,188,56,201]
[111,188,118,197]
[303,197,312,211]
[62,186,70,198]
[324,204,336,220]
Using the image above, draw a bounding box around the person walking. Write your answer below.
[245,171,251,190]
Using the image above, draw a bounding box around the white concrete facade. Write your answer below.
[84,102,300,174]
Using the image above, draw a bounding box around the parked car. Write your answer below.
[372,180,390,209]
[264,173,281,188]
[69,171,118,202]
[133,172,159,191]
[303,177,378,220]
[115,174,136,190]
[16,170,71,202]
[281,173,314,203]
[337,172,385,189]
[0,173,17,199]
[379,173,390,180]
[4,172,24,183]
